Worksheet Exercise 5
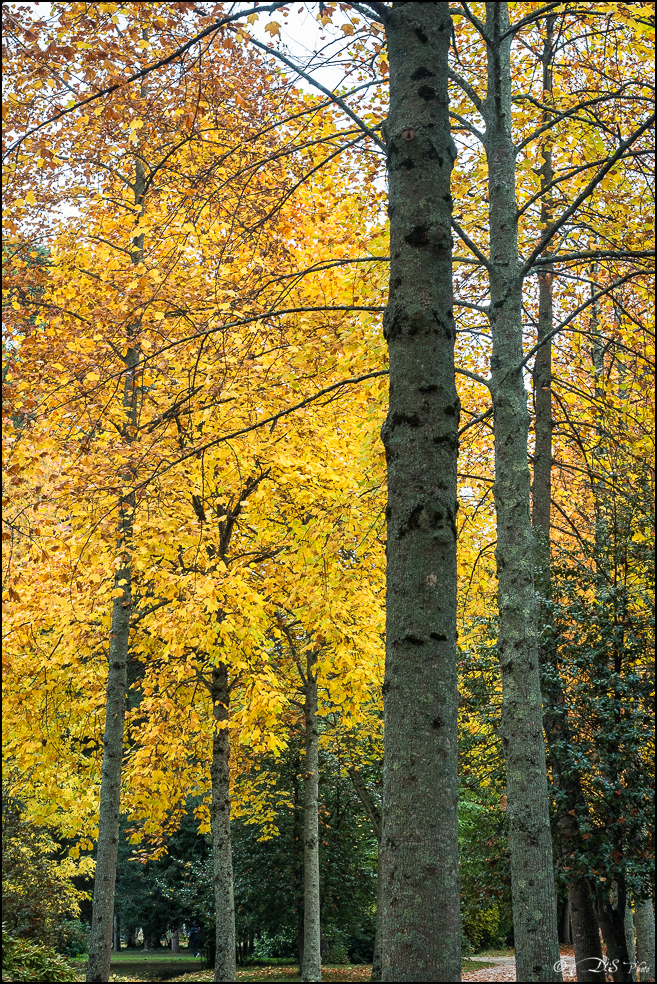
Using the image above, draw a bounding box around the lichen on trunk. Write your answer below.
[481,3,561,980]
[380,4,461,980]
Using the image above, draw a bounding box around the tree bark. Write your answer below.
[625,897,637,983]
[529,19,603,983]
[301,649,321,982]
[481,4,561,980]
[635,895,655,982]
[567,879,605,982]
[86,156,145,984]
[171,927,179,954]
[593,878,633,983]
[211,662,236,982]
[379,4,461,981]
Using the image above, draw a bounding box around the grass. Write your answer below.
[100,960,493,984]
[66,949,494,984]
[68,954,497,983]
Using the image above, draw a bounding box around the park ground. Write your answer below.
[65,947,582,982]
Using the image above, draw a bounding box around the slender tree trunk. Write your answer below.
[379,5,460,980]
[625,897,637,983]
[635,895,655,982]
[593,878,633,983]
[211,661,236,982]
[113,914,121,952]
[481,5,561,980]
[292,752,305,972]
[302,649,321,982]
[171,927,179,954]
[568,879,605,982]
[86,156,145,984]
[347,766,382,981]
[530,20,603,983]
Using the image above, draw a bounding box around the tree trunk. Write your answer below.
[635,895,655,982]
[292,752,305,972]
[301,649,321,982]
[86,156,145,984]
[625,898,637,982]
[371,848,383,982]
[210,663,236,981]
[211,662,236,982]
[171,927,179,954]
[113,913,121,952]
[593,879,633,983]
[379,5,460,980]
[347,766,382,981]
[529,20,603,984]
[561,896,571,946]
[482,4,561,980]
[567,879,605,982]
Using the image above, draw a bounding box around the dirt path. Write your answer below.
[463,954,578,982]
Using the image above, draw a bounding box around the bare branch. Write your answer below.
[452,218,491,269]
[519,113,656,277]
[241,33,386,153]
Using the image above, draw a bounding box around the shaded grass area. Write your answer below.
[95,959,496,982]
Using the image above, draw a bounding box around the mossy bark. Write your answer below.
[481,4,561,980]
[635,895,655,982]
[380,4,461,980]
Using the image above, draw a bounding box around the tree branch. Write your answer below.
[2,3,291,160]
[452,218,491,269]
[519,113,656,277]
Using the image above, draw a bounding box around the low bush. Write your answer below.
[2,924,76,982]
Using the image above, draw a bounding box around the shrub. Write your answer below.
[2,924,76,982]
[57,920,89,957]
[463,904,503,952]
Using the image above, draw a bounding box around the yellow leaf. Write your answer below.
[265,21,281,37]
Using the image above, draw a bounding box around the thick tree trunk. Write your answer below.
[211,662,236,982]
[379,5,461,981]
[481,4,561,980]
[301,650,321,982]
[635,895,655,982]
[86,157,145,984]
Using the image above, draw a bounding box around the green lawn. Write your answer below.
[67,956,496,983]
[68,953,496,982]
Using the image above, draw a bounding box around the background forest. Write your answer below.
[2,2,654,984]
